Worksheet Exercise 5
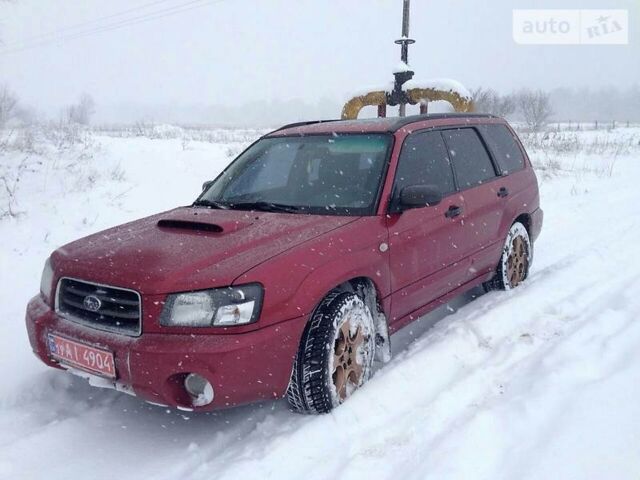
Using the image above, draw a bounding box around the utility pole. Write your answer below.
[399,0,412,64]
[393,0,415,116]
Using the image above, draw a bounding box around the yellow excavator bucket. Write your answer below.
[341,87,474,120]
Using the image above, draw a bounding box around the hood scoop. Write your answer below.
[157,219,224,233]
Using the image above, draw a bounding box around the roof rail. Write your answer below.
[264,113,500,136]
[386,113,498,131]
[268,119,342,135]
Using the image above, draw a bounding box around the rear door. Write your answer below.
[477,122,533,261]
[387,130,470,324]
[441,127,502,278]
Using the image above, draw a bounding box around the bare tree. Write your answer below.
[471,87,516,118]
[517,89,553,131]
[0,84,18,128]
[66,93,96,125]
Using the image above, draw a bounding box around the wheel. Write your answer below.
[287,291,376,414]
[484,221,532,291]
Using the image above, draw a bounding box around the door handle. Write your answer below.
[497,187,509,198]
[445,205,463,218]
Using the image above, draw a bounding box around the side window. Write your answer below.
[442,128,496,189]
[477,124,526,174]
[394,131,455,195]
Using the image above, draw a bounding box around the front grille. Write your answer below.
[56,278,142,336]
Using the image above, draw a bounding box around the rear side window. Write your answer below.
[442,128,496,189]
[478,124,526,174]
[395,131,455,195]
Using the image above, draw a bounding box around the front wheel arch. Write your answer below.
[286,291,377,413]
[322,277,390,364]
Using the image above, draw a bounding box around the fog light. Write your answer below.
[184,373,214,407]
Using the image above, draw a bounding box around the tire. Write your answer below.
[484,221,532,292]
[286,291,376,414]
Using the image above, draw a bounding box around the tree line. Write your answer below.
[0,84,95,128]
[471,86,640,131]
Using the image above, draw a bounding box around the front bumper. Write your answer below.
[25,295,306,410]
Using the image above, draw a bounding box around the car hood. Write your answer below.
[51,207,358,294]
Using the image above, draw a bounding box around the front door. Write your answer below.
[387,130,470,325]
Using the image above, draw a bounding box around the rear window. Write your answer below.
[478,124,526,174]
[442,128,496,189]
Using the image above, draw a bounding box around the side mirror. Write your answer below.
[202,180,213,191]
[394,184,442,212]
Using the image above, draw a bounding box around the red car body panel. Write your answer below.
[27,295,307,408]
[26,114,543,410]
[51,207,358,296]
[236,216,393,323]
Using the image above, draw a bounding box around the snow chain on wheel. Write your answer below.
[287,291,376,414]
[484,221,532,292]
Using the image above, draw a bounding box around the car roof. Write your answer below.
[266,113,501,137]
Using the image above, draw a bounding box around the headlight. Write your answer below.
[160,284,263,327]
[40,258,54,304]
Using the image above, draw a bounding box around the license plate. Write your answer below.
[48,334,116,379]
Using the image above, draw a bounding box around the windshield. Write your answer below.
[196,134,392,215]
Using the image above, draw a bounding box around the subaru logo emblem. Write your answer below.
[83,295,102,312]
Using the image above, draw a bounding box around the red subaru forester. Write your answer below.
[26,113,542,413]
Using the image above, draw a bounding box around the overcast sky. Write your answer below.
[0,0,637,120]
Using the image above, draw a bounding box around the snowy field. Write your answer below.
[1,124,640,479]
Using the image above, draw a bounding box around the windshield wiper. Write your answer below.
[228,201,300,213]
[192,199,230,210]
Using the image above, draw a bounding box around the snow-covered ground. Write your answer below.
[1,125,639,480]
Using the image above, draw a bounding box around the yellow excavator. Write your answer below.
[341,0,474,120]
